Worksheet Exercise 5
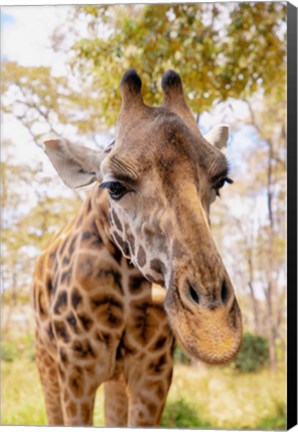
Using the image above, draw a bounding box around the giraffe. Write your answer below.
[33,69,242,427]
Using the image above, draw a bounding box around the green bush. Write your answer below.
[233,332,269,373]
[256,402,286,430]
[26,346,36,361]
[161,399,211,428]
[1,342,17,362]
[19,333,36,361]
[0,333,36,362]
[173,344,192,365]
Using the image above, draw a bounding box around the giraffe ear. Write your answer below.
[44,138,107,188]
[204,125,229,150]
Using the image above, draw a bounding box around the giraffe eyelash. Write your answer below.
[214,177,233,197]
[100,181,128,200]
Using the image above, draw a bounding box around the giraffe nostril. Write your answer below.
[221,280,229,304]
[189,285,200,305]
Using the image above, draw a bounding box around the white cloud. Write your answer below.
[1,5,70,74]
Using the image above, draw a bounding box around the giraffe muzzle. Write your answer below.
[164,276,243,364]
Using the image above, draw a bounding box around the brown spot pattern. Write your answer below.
[137,245,146,266]
[150,259,166,276]
[90,294,123,328]
[68,369,84,398]
[53,320,70,343]
[72,339,95,360]
[112,209,123,231]
[128,275,147,294]
[71,288,83,310]
[81,402,91,424]
[53,290,68,315]
[113,231,130,256]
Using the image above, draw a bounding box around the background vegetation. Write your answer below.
[1,2,287,429]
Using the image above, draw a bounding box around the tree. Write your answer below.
[66,3,286,125]
[211,91,286,371]
[1,140,81,334]
[1,61,110,146]
[2,4,286,138]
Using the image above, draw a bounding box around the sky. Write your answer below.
[1,7,69,71]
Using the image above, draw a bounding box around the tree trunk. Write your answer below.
[266,139,278,372]
[247,254,260,334]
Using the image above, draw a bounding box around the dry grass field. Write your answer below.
[1,337,286,429]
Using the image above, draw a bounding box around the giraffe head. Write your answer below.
[44,69,242,364]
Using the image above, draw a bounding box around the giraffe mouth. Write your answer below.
[176,318,243,365]
[164,285,243,364]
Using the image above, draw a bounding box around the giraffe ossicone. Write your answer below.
[34,69,242,426]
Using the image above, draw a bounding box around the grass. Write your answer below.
[165,364,286,429]
[1,358,47,425]
[1,356,286,429]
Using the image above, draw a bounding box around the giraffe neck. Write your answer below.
[87,186,114,247]
[89,186,170,288]
[86,185,137,267]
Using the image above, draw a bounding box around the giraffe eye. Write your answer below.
[100,181,128,200]
[214,177,233,197]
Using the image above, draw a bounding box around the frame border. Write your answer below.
[287,1,297,430]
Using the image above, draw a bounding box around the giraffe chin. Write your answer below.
[177,328,242,365]
[164,291,243,365]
